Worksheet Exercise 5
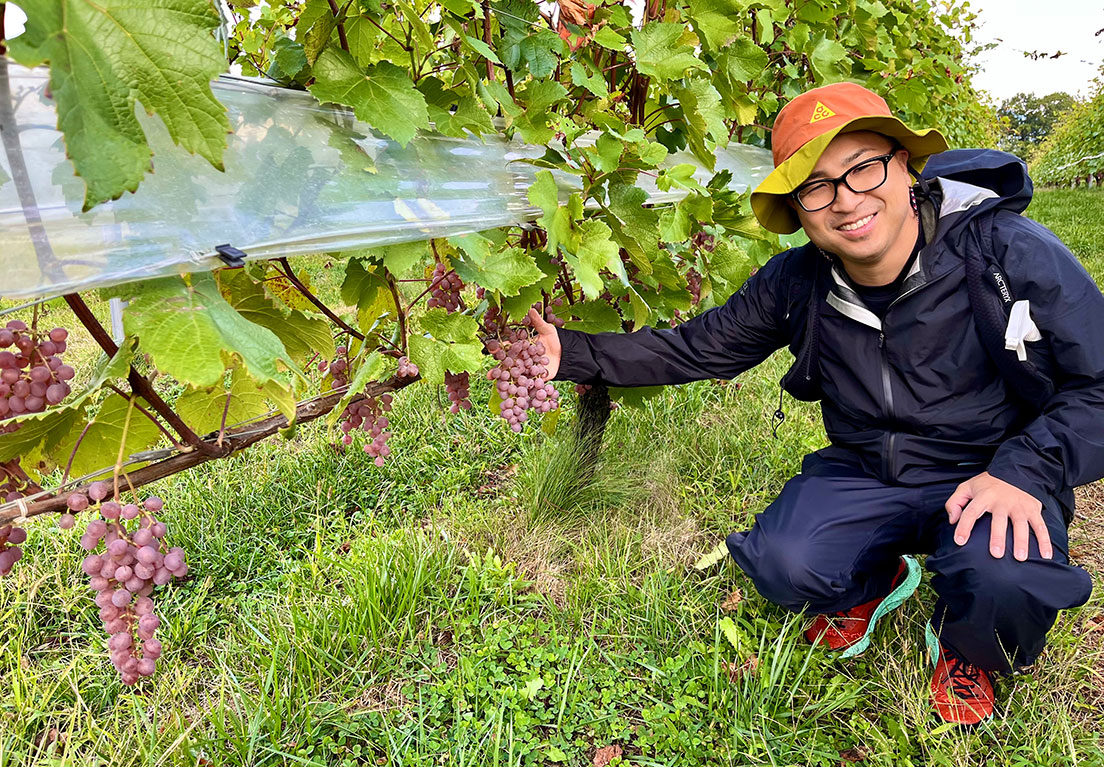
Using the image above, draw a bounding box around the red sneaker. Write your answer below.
[805,556,919,658]
[926,625,995,726]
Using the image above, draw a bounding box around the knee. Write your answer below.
[730,528,847,611]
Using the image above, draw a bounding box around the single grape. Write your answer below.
[111,588,132,608]
[88,482,110,502]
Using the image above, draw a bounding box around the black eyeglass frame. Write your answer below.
[790,150,905,213]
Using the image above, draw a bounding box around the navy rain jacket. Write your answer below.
[555,151,1104,518]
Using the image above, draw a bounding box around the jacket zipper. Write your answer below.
[878,331,896,480]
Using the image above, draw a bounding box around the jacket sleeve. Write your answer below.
[984,213,1104,501]
[555,253,792,387]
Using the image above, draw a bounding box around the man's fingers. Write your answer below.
[1030,513,1054,560]
[528,308,549,331]
[953,499,985,546]
[987,509,1009,557]
[945,485,972,525]
[1010,514,1031,561]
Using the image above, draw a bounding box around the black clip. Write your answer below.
[215,244,248,268]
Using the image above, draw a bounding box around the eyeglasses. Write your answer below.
[791,152,899,212]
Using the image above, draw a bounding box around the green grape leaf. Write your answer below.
[48,393,163,481]
[419,310,480,343]
[592,27,627,51]
[709,239,753,296]
[659,204,691,243]
[630,23,708,82]
[272,35,309,79]
[6,0,229,210]
[674,78,728,170]
[344,15,382,66]
[449,236,544,296]
[716,38,769,83]
[342,258,397,334]
[123,273,296,390]
[463,34,502,64]
[570,61,609,98]
[565,220,620,300]
[512,79,568,143]
[689,0,743,50]
[302,1,338,64]
[450,94,496,136]
[359,241,430,277]
[563,301,622,333]
[175,369,275,436]
[309,49,430,146]
[591,132,624,174]
[220,270,335,363]
[809,35,851,83]
[408,332,483,387]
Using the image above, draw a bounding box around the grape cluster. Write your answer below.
[426,264,463,313]
[484,329,559,432]
[338,394,394,466]
[69,482,185,685]
[0,321,74,430]
[397,356,419,378]
[319,345,350,389]
[0,523,27,576]
[444,371,471,414]
[687,269,702,306]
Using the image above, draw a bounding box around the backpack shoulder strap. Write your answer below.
[964,214,1055,409]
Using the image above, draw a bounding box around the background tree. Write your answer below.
[997,91,1078,161]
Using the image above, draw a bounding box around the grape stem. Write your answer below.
[0,375,420,523]
[325,0,351,53]
[386,275,407,354]
[273,258,365,342]
[60,421,94,486]
[105,384,182,448]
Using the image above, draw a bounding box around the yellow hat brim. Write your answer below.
[750,117,949,234]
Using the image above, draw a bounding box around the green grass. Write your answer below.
[1,188,1103,766]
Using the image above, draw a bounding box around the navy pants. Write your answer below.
[726,451,1093,673]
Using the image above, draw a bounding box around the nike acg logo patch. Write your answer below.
[809,102,836,123]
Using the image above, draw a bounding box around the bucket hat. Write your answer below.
[750,82,949,234]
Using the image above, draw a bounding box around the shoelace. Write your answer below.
[944,655,988,699]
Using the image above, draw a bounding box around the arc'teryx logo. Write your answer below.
[990,269,1012,303]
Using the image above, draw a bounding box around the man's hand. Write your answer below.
[527,308,562,380]
[945,471,1053,561]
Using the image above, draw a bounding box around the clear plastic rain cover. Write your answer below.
[0,62,772,302]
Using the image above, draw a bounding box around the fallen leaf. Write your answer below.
[719,588,743,612]
[593,745,622,767]
[839,746,868,763]
[721,655,759,682]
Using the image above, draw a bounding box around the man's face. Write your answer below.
[793,131,915,274]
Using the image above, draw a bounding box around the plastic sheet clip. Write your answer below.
[215,244,248,269]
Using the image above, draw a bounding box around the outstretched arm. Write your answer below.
[528,261,792,389]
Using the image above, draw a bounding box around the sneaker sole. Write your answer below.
[839,555,921,659]
[925,622,995,726]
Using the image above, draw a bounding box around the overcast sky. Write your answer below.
[3,1,1102,104]
[971,0,1103,103]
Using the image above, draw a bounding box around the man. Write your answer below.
[527,82,1104,726]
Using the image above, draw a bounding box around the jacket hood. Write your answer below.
[921,149,1033,218]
